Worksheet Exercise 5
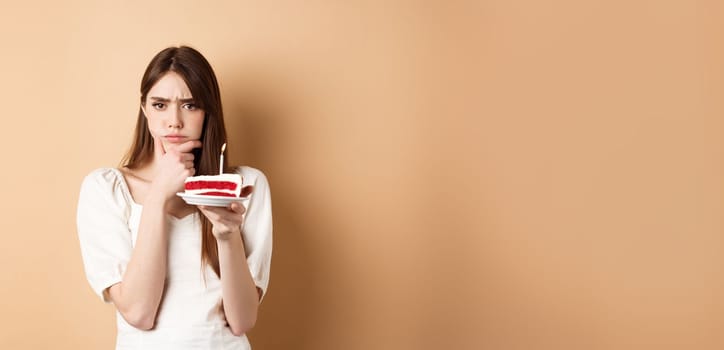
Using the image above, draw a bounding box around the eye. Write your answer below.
[182,103,198,111]
[151,102,166,110]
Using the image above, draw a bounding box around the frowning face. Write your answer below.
[143,71,205,152]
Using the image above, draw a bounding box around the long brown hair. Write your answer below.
[122,46,228,277]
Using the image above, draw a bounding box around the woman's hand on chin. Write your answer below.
[149,136,201,200]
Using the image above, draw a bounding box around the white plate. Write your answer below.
[176,193,250,207]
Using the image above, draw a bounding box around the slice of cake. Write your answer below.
[184,174,243,197]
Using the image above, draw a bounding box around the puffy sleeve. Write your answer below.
[238,166,274,301]
[76,168,133,303]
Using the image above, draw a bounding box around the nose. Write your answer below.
[167,108,183,129]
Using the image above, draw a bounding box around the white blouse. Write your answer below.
[77,166,273,349]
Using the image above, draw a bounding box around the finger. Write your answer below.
[202,205,241,221]
[204,211,241,228]
[181,153,195,161]
[198,208,243,231]
[184,161,194,169]
[198,206,223,221]
[153,135,166,158]
[176,140,203,153]
[229,202,246,215]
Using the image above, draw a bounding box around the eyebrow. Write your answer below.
[148,96,196,103]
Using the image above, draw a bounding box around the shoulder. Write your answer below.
[79,168,132,206]
[80,168,126,192]
[82,167,123,184]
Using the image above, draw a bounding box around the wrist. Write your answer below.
[216,228,243,245]
[148,181,178,201]
[145,192,171,209]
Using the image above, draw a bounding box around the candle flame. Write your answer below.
[221,143,227,153]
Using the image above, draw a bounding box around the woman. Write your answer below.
[77,46,272,349]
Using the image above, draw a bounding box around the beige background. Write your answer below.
[1,1,723,349]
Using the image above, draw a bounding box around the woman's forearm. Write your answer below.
[218,231,260,336]
[108,195,169,329]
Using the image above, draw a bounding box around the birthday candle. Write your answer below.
[219,143,226,175]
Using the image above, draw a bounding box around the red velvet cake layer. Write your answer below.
[195,191,237,197]
[185,181,239,191]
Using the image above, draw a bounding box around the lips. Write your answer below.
[164,135,187,143]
